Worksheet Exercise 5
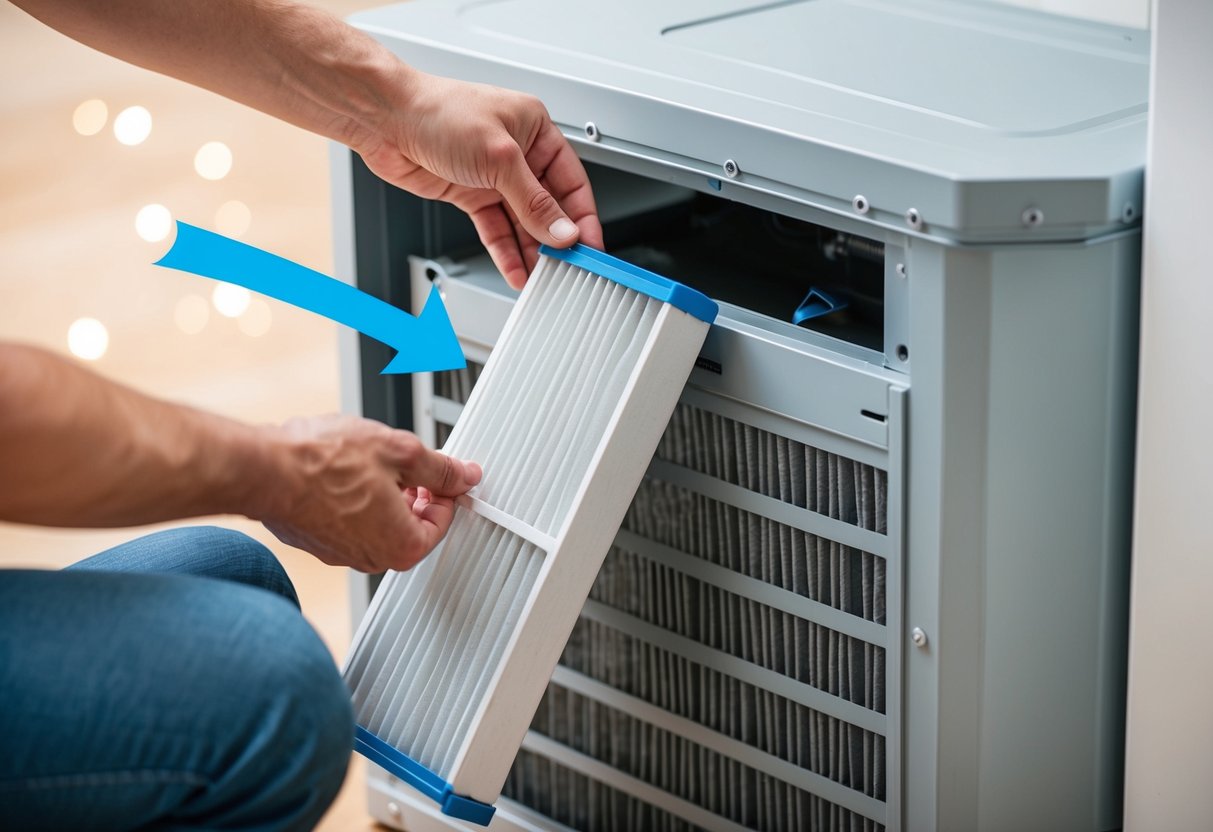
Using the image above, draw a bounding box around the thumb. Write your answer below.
[493,142,580,248]
[401,443,483,498]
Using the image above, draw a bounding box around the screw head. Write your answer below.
[905,207,923,230]
[895,262,907,279]
[911,627,928,648]
[387,801,402,819]
[723,159,740,179]
[1121,202,1137,223]
[584,121,600,142]
[852,194,870,215]
[1022,206,1044,227]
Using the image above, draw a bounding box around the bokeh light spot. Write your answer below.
[194,141,233,180]
[113,105,152,146]
[212,283,251,318]
[134,203,173,242]
[72,99,108,136]
[67,318,109,360]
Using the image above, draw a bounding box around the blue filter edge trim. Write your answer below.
[353,725,496,826]
[538,243,719,324]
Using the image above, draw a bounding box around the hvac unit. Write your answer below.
[331,1,1144,830]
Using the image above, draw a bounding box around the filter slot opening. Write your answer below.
[585,161,886,353]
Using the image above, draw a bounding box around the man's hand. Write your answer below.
[353,71,603,289]
[259,415,482,573]
[0,345,480,573]
[13,0,603,289]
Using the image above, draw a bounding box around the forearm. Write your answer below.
[16,0,601,289]
[0,344,284,528]
[12,0,406,149]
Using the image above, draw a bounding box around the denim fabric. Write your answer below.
[0,527,354,831]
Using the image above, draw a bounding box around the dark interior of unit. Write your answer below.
[583,162,886,352]
[423,160,887,352]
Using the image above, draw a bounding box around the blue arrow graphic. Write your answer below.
[154,221,465,374]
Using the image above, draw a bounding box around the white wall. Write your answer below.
[1124,0,1213,828]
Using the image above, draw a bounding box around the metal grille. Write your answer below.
[434,361,485,404]
[506,749,707,832]
[556,615,886,801]
[655,404,887,533]
[587,547,886,746]
[425,363,892,831]
[518,682,881,832]
[433,362,484,446]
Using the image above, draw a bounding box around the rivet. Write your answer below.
[387,801,402,819]
[911,627,928,648]
[1022,206,1044,228]
[723,159,740,179]
[584,121,600,142]
[905,208,923,231]
[852,194,870,215]
[895,262,907,279]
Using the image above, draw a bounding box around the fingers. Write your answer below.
[530,123,604,250]
[413,493,455,535]
[387,495,453,571]
[490,138,581,253]
[482,123,603,288]
[391,431,482,497]
[501,199,542,280]
[469,203,529,289]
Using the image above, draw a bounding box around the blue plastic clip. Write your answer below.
[792,287,849,325]
[538,243,718,324]
[353,726,496,826]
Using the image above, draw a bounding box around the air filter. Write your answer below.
[342,244,718,825]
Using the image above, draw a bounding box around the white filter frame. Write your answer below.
[343,244,716,825]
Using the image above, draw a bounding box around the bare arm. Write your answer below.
[0,344,480,572]
[12,0,603,287]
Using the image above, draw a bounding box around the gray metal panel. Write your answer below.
[903,235,1137,832]
[884,385,907,832]
[974,238,1137,831]
[351,0,1148,244]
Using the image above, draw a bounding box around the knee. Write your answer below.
[206,592,353,827]
[99,525,301,606]
[270,603,355,764]
[259,603,354,818]
[184,526,299,606]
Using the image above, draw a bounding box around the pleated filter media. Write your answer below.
[343,244,718,825]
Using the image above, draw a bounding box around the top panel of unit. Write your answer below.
[351,0,1149,244]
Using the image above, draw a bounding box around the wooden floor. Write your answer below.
[0,3,386,829]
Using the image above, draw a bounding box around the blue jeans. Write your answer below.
[0,527,354,831]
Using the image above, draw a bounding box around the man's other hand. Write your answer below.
[258,414,482,573]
